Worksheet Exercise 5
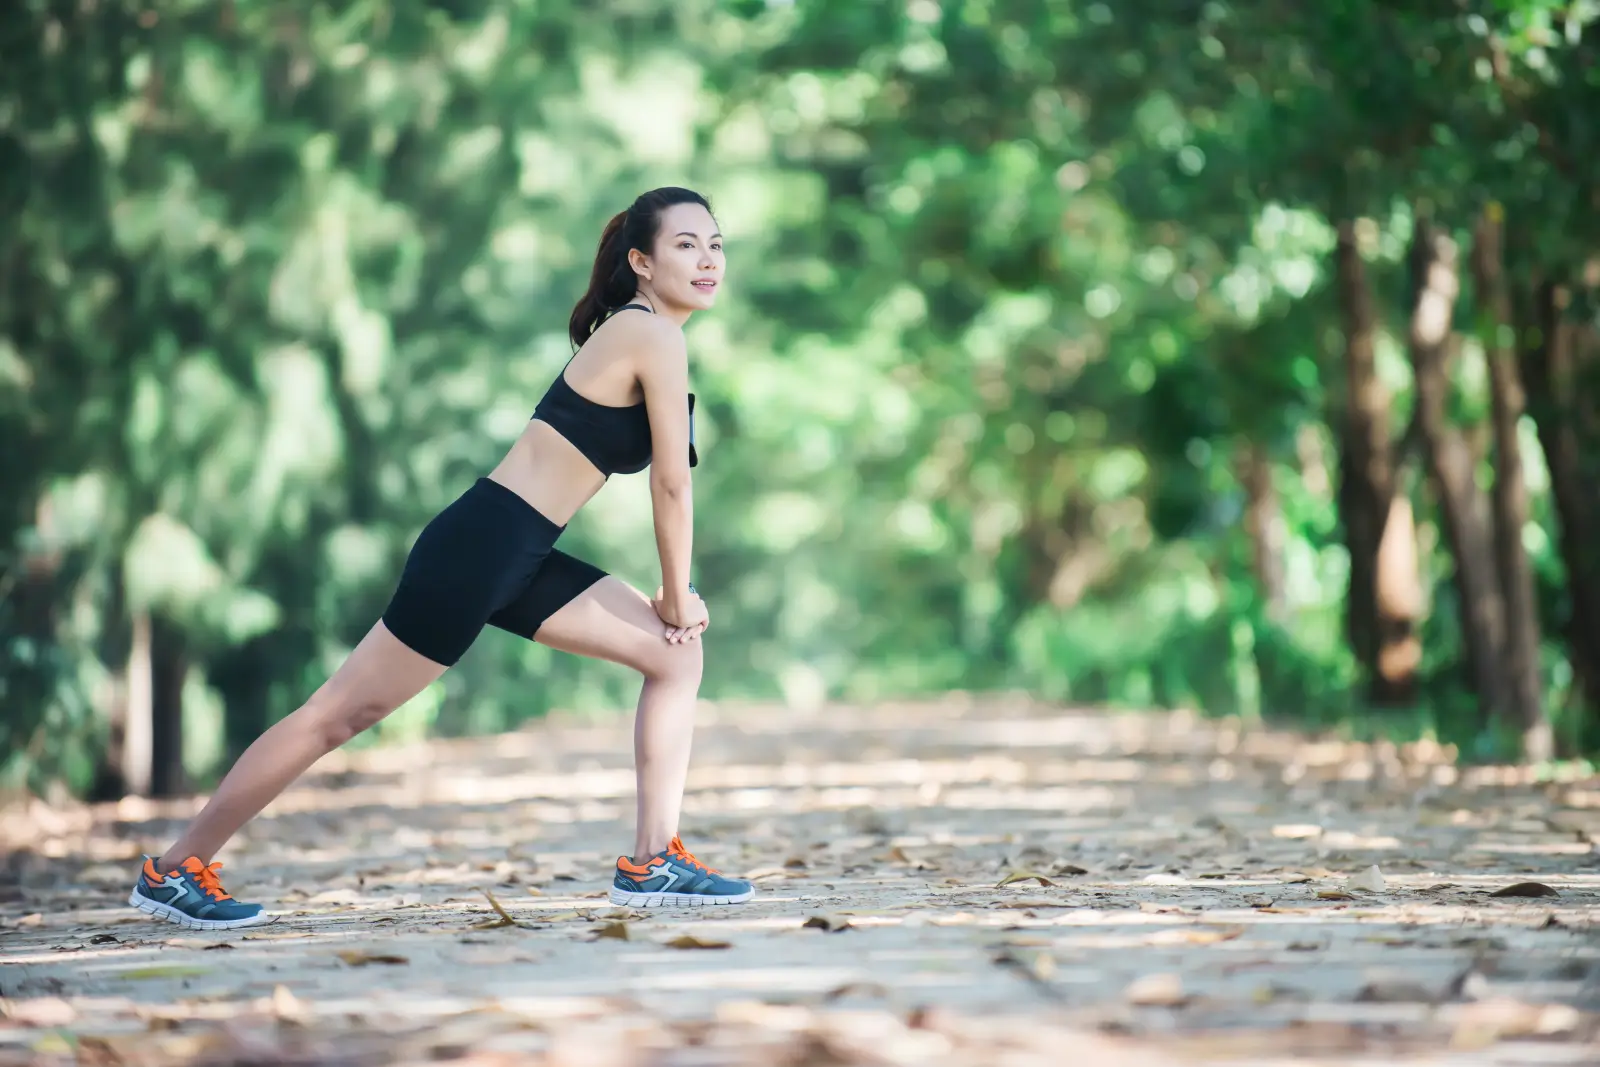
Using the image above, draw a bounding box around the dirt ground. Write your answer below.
[3,695,1599,1066]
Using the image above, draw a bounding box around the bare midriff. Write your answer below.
[486,420,609,526]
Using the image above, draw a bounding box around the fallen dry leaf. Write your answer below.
[1488,881,1559,898]
[803,915,853,933]
[1272,824,1322,839]
[993,950,1067,1001]
[821,980,891,1002]
[162,938,214,950]
[663,934,731,950]
[120,965,211,980]
[1126,973,1188,1007]
[590,921,630,942]
[995,948,1057,982]
[1346,865,1386,893]
[336,950,409,966]
[472,887,536,929]
[269,983,304,1022]
[1146,926,1245,947]
[1354,979,1436,1003]
[996,870,1056,888]
[998,935,1055,948]
[995,897,1062,910]
[1451,935,1509,951]
[1316,890,1356,901]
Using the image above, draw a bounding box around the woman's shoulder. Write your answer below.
[596,308,687,363]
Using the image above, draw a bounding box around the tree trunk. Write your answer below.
[1335,220,1421,704]
[120,610,189,797]
[88,563,132,802]
[1519,281,1600,718]
[1407,219,1513,734]
[1471,210,1550,761]
[150,615,188,797]
[212,638,275,767]
[122,610,154,797]
[1374,492,1424,691]
[1,499,65,769]
[1239,441,1288,625]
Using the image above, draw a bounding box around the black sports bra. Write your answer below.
[530,304,697,477]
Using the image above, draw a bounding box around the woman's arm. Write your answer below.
[637,324,704,630]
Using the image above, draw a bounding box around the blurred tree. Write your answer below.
[4,0,1599,796]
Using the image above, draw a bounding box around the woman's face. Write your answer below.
[638,202,724,311]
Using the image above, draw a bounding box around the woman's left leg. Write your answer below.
[488,555,752,906]
[534,576,703,860]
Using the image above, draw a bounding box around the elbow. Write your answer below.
[651,471,692,502]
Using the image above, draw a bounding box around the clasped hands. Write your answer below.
[651,585,708,644]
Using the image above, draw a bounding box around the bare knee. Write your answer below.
[640,638,703,687]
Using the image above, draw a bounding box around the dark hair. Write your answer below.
[568,186,714,349]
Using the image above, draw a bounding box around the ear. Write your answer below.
[627,246,652,280]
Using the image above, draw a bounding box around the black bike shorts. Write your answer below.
[381,477,608,666]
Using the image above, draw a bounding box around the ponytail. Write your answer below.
[567,187,715,349]
[567,210,635,349]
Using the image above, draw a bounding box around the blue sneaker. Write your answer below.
[610,835,754,908]
[128,856,268,930]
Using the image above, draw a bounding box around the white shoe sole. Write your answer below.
[127,889,271,931]
[607,885,754,908]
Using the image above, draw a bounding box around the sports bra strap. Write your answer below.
[558,303,657,375]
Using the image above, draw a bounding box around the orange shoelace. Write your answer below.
[667,835,721,874]
[181,857,234,901]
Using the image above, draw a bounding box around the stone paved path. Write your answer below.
[3,696,1599,1065]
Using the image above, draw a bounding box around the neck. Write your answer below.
[628,287,693,329]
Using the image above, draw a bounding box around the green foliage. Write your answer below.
[4,0,1599,793]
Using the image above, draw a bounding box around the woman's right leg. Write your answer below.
[153,620,447,870]
[130,477,539,928]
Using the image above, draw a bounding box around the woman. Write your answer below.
[128,187,754,929]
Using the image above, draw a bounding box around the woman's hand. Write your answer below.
[652,586,709,644]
